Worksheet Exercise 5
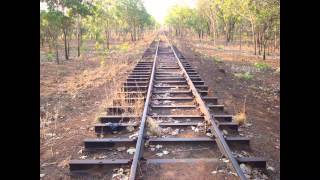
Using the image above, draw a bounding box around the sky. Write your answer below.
[40,2,48,11]
[143,0,196,24]
[41,0,196,24]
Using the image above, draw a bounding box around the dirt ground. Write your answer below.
[169,35,280,180]
[40,33,155,179]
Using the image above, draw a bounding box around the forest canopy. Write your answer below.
[164,0,280,60]
[40,0,157,63]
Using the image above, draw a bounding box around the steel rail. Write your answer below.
[164,34,246,180]
[129,38,160,180]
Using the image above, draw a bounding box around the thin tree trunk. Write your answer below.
[260,33,263,55]
[257,32,261,55]
[263,40,266,60]
[67,40,70,59]
[63,29,69,60]
[55,44,59,64]
[77,32,80,57]
[274,30,277,53]
[48,40,52,53]
[131,31,134,41]
[41,36,44,47]
[240,25,242,53]
[106,30,110,49]
[133,22,136,41]
[212,22,216,46]
[251,21,256,55]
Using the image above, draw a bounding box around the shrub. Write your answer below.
[217,45,224,50]
[213,57,222,63]
[47,52,54,61]
[234,72,253,80]
[254,62,270,71]
[119,42,130,52]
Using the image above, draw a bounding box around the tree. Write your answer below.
[164,0,279,59]
[41,10,64,64]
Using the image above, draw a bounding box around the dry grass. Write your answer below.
[146,117,162,136]
[40,103,61,142]
[233,112,247,125]
[40,32,157,179]
[168,33,280,69]
[233,96,247,125]
[94,73,147,123]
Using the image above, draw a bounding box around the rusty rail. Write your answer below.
[164,34,247,180]
[129,38,160,180]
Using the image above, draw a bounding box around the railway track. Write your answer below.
[69,34,267,180]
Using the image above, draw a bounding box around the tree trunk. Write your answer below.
[67,40,70,59]
[40,36,44,47]
[77,32,80,57]
[48,40,52,53]
[260,33,263,55]
[212,21,216,46]
[240,25,242,53]
[251,21,256,55]
[106,30,110,49]
[55,44,59,64]
[263,40,267,60]
[257,32,261,55]
[77,26,81,57]
[133,23,136,41]
[274,30,277,53]
[63,29,69,60]
[131,31,134,41]
[207,21,211,36]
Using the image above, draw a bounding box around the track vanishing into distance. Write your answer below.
[69,34,267,180]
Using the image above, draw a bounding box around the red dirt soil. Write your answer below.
[40,33,155,179]
[169,35,280,180]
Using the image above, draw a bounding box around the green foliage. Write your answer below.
[213,57,223,63]
[254,62,270,71]
[100,59,105,67]
[80,44,88,52]
[41,0,156,62]
[217,45,224,50]
[47,52,55,61]
[95,42,102,51]
[234,72,253,80]
[118,42,130,52]
[165,0,279,51]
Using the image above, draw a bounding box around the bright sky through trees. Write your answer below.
[41,1,196,24]
[143,0,196,24]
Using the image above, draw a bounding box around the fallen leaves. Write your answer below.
[155,144,163,149]
[156,153,163,157]
[162,150,169,155]
[126,147,136,155]
[41,162,57,167]
[206,132,214,137]
[79,155,87,159]
[126,126,135,132]
[267,166,275,172]
[112,168,129,180]
[58,157,71,168]
[171,129,180,136]
[129,132,138,140]
[117,146,126,152]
